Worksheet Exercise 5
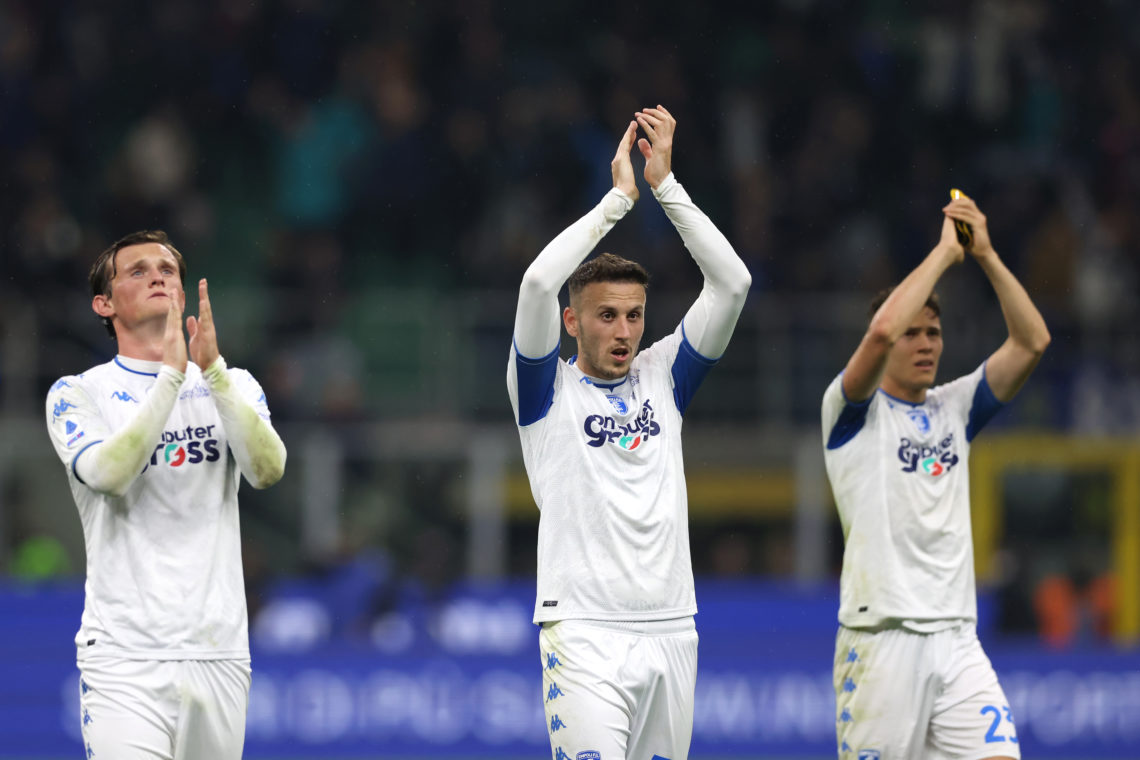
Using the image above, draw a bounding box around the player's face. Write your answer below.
[564,281,646,380]
[882,307,942,401]
[94,243,184,330]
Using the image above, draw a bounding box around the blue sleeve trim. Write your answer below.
[70,439,104,485]
[671,327,718,416]
[965,367,1005,443]
[826,396,872,450]
[513,342,560,426]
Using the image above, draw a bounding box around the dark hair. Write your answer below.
[567,252,649,301]
[90,230,187,337]
[869,287,941,320]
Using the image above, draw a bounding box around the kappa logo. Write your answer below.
[51,379,71,391]
[52,399,76,418]
[111,390,137,403]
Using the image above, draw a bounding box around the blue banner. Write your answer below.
[2,582,1138,757]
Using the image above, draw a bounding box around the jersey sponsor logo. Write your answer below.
[52,398,76,418]
[583,400,661,450]
[897,433,959,476]
[111,390,138,403]
[143,425,221,472]
[907,408,931,434]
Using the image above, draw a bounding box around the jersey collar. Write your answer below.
[568,355,630,391]
[114,355,163,377]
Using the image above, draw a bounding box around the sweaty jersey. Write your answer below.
[509,326,715,623]
[45,355,272,660]
[821,363,1004,631]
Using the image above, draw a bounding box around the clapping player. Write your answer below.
[45,231,286,760]
[507,107,751,759]
[822,194,1049,759]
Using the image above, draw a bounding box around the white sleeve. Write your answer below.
[512,188,635,359]
[654,173,751,359]
[201,357,286,489]
[67,367,184,497]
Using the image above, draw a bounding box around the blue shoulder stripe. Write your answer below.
[671,327,718,416]
[826,379,872,450]
[965,368,1004,442]
[513,342,559,426]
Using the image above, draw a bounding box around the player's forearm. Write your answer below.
[514,188,635,358]
[202,358,287,489]
[976,252,1051,354]
[871,243,958,342]
[654,174,751,357]
[75,367,184,497]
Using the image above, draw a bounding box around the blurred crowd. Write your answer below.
[2,0,1138,644]
[3,0,1137,425]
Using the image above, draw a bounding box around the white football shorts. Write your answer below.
[834,623,1020,760]
[539,617,698,760]
[77,656,251,760]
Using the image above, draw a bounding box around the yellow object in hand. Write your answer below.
[949,188,974,250]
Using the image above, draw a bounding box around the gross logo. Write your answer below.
[144,425,221,472]
[163,443,187,466]
[583,400,661,449]
[898,434,958,476]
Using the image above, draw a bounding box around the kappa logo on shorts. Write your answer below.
[858,751,880,760]
[576,752,601,760]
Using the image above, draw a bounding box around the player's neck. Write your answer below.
[880,375,928,404]
[113,324,166,362]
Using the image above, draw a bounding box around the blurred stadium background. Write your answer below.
[2,0,1138,757]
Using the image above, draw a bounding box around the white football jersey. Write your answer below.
[508,325,716,623]
[821,363,1004,630]
[45,355,271,660]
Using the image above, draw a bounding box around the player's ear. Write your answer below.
[563,305,579,338]
[92,294,114,319]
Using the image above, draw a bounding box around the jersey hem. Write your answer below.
[533,605,697,625]
[77,646,250,661]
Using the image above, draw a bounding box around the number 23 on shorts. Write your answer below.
[980,704,1019,744]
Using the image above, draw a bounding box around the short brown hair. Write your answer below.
[567,252,649,301]
[869,287,941,320]
[90,230,187,337]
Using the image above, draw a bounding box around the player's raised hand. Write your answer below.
[635,105,675,189]
[163,292,188,373]
[187,278,220,370]
[936,210,966,265]
[943,195,994,261]
[611,120,640,201]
